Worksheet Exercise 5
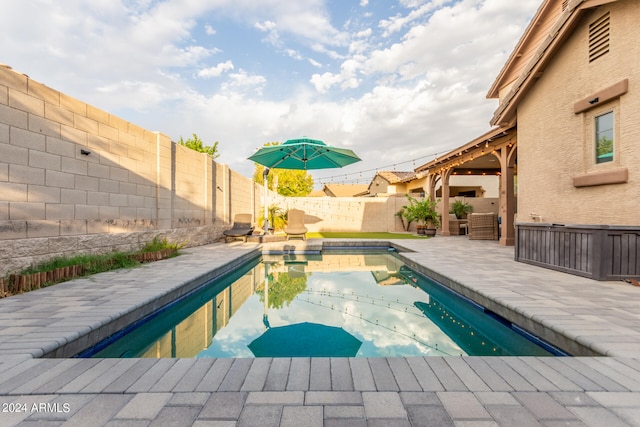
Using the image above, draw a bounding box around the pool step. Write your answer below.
[262,240,322,254]
[246,234,286,243]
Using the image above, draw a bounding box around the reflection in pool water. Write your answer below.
[87,251,556,358]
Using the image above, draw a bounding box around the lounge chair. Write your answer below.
[468,213,498,240]
[284,209,308,240]
[223,214,254,242]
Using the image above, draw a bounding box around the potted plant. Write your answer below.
[403,195,440,236]
[258,204,287,233]
[450,200,473,219]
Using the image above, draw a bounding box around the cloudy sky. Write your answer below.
[1,0,540,186]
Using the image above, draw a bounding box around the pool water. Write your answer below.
[85,251,560,358]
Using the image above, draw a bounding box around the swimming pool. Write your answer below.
[82,250,565,358]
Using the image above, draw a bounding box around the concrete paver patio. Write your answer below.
[0,237,638,426]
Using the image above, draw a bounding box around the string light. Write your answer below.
[314,137,512,186]
[315,150,443,186]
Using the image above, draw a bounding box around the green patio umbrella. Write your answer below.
[248,137,361,233]
[248,322,362,357]
[250,261,362,357]
[248,138,361,170]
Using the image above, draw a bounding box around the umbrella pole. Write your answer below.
[263,168,270,235]
[263,261,270,329]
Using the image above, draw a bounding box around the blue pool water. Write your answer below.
[83,250,564,358]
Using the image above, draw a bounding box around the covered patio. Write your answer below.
[415,125,517,246]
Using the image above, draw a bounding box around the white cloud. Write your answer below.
[197,60,234,79]
[355,28,372,38]
[379,4,429,37]
[204,24,216,35]
[310,58,363,94]
[221,70,267,95]
[285,49,304,60]
[255,20,277,32]
[399,0,433,8]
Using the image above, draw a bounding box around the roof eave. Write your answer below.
[490,0,600,127]
[486,0,553,99]
[414,125,515,172]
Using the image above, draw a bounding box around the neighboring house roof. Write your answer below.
[307,190,326,197]
[367,171,429,195]
[322,184,369,197]
[376,171,417,184]
[489,0,617,126]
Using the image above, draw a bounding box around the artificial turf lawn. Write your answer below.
[305,232,428,239]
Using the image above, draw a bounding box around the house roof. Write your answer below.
[486,0,557,100]
[307,190,326,197]
[376,171,419,184]
[489,0,617,126]
[414,126,515,172]
[322,184,369,197]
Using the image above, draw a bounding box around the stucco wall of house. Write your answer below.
[516,1,639,226]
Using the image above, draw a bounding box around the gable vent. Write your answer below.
[562,0,569,11]
[589,12,610,62]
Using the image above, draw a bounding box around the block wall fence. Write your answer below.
[0,65,263,276]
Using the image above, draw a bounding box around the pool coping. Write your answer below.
[397,254,597,357]
[0,243,262,360]
[263,238,625,357]
[53,248,263,359]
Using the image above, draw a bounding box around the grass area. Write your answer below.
[139,236,184,253]
[20,251,140,276]
[20,237,183,276]
[1,237,184,298]
[305,232,428,239]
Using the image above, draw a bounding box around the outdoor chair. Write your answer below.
[223,214,254,242]
[448,213,467,235]
[285,209,308,240]
[467,213,498,240]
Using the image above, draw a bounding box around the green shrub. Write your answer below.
[139,236,184,253]
[450,200,473,219]
[6,237,184,293]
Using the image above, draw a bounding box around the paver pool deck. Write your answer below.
[0,236,639,426]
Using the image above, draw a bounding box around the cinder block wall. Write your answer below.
[267,194,500,233]
[0,65,260,275]
[275,195,412,233]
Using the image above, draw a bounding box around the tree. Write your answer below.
[252,143,314,197]
[258,204,288,231]
[178,133,220,159]
[256,268,308,309]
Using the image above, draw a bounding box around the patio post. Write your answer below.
[263,168,270,235]
[440,168,453,236]
[498,144,517,246]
